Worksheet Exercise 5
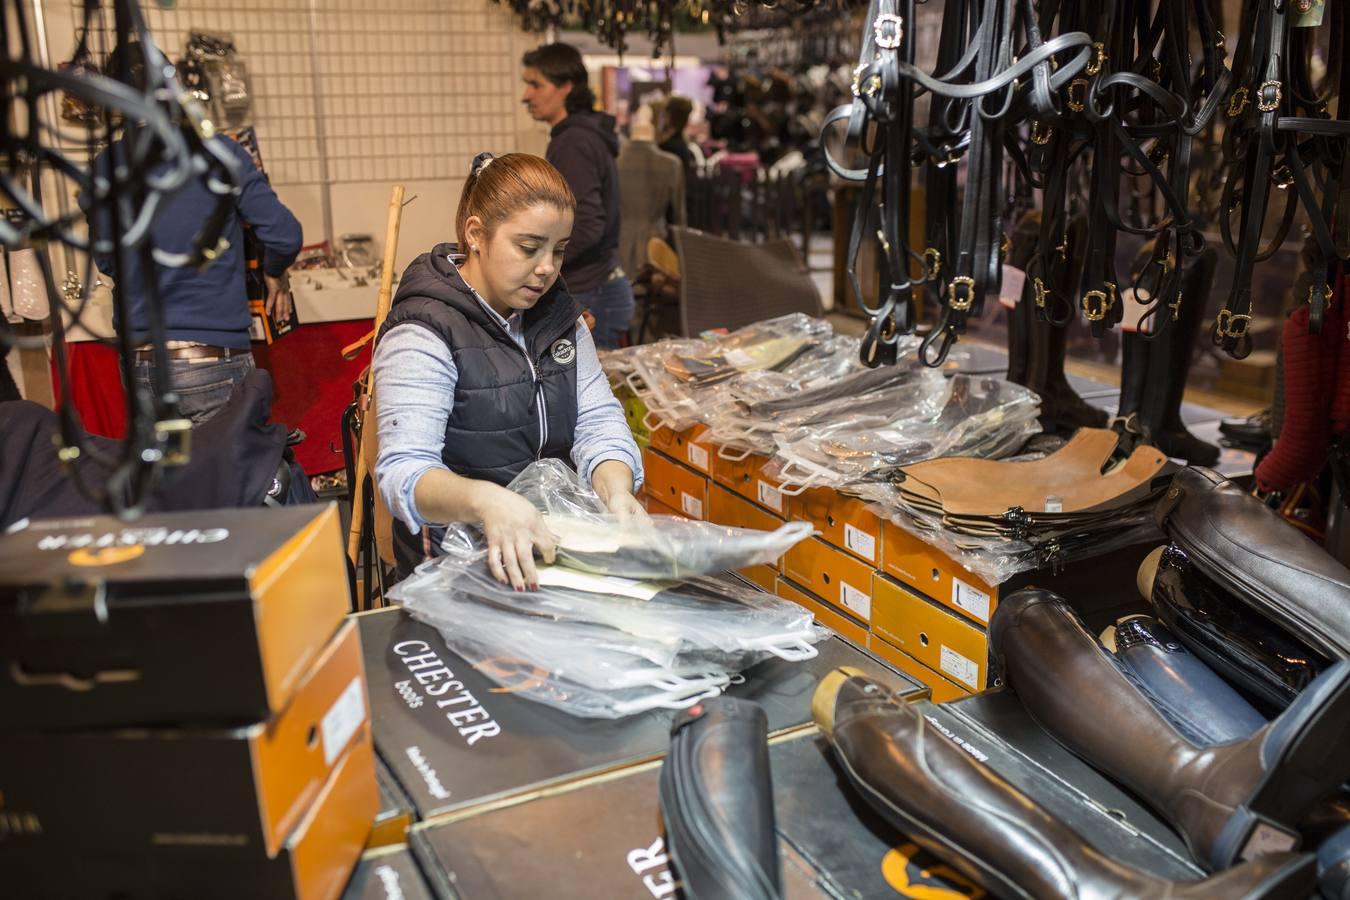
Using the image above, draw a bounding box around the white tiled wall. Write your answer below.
[46,0,549,268]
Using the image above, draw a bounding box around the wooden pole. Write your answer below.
[347,184,405,568]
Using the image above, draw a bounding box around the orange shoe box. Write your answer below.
[865,634,971,704]
[775,577,868,648]
[710,448,787,516]
[648,423,715,475]
[787,488,883,567]
[870,574,989,692]
[881,521,1000,626]
[781,536,876,624]
[642,448,709,520]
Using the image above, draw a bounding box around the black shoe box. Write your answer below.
[357,606,921,819]
[341,844,437,900]
[407,742,831,900]
[0,504,352,732]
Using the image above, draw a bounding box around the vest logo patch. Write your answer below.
[550,338,576,365]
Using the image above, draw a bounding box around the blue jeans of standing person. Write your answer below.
[572,272,636,350]
[134,353,255,427]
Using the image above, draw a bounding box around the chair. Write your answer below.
[671,226,824,336]
[632,237,682,344]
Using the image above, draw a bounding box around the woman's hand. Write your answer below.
[591,459,644,520]
[470,483,557,591]
[604,490,647,519]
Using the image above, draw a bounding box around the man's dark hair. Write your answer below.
[664,96,693,134]
[521,43,596,114]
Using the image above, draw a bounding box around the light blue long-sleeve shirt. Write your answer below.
[373,295,643,531]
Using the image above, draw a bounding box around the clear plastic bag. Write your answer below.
[471,459,815,579]
[390,553,827,718]
[767,375,1042,491]
[394,553,823,660]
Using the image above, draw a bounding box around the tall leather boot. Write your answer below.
[1139,246,1221,465]
[1031,214,1108,434]
[812,668,1317,900]
[990,589,1350,872]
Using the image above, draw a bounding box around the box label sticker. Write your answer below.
[757,480,783,512]
[687,443,709,470]
[681,492,704,519]
[952,578,991,623]
[843,523,877,562]
[322,676,366,766]
[940,646,980,689]
[840,581,872,620]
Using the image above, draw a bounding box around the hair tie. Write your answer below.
[470,152,495,179]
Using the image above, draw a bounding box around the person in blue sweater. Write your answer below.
[86,41,302,425]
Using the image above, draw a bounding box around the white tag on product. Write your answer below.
[998,265,1026,310]
[951,578,991,623]
[321,677,366,765]
[1241,823,1299,859]
[536,566,673,601]
[1117,287,1159,335]
[757,480,783,513]
[940,646,980,689]
[687,443,709,470]
[681,492,704,519]
[840,581,872,620]
[724,348,755,367]
[843,523,877,562]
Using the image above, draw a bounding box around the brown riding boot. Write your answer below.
[813,668,1317,899]
[990,589,1350,872]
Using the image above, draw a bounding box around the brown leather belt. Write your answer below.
[134,345,242,363]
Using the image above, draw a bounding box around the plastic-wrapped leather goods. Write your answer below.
[768,375,1041,489]
[446,459,814,581]
[659,698,781,900]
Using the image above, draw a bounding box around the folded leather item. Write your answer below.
[898,428,1173,519]
[992,589,1350,872]
[659,697,781,900]
[1153,466,1350,670]
[811,667,1317,899]
[1139,543,1332,710]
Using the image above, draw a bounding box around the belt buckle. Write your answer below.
[948,275,976,312]
[1257,80,1283,113]
[1227,86,1249,118]
[923,247,942,279]
[1080,290,1112,322]
[1033,277,1048,309]
[1216,309,1251,338]
[1067,79,1089,113]
[873,13,904,50]
[1085,42,1107,76]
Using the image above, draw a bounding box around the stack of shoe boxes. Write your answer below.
[0,504,377,899]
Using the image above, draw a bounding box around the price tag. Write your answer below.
[1118,287,1159,335]
[687,443,710,471]
[998,265,1026,310]
[940,646,980,689]
[844,523,877,562]
[680,492,704,519]
[952,578,991,623]
[840,581,872,620]
[321,677,366,765]
[757,480,783,513]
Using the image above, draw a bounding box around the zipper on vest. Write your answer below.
[479,307,548,459]
[527,354,547,458]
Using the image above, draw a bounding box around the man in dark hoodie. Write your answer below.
[521,43,635,350]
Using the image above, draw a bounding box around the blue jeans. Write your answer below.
[573,274,636,350]
[134,353,255,427]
